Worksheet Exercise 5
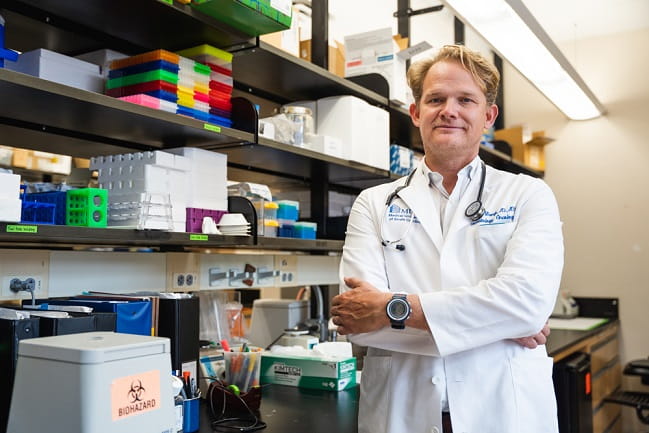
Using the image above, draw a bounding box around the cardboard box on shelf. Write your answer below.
[10,148,72,174]
[494,126,554,171]
[344,28,427,105]
[299,40,345,78]
[259,5,301,57]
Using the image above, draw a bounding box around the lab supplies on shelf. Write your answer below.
[0,172,21,223]
[5,48,103,92]
[107,49,232,128]
[317,95,390,171]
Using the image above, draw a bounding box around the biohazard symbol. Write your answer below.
[127,380,146,403]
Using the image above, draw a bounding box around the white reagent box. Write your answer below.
[8,332,175,433]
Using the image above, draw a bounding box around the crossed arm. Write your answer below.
[330,277,551,349]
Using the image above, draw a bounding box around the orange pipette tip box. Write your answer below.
[110,49,180,71]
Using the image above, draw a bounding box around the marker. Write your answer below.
[220,339,231,352]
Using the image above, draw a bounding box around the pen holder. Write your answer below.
[182,397,200,432]
[223,349,262,394]
[207,381,263,418]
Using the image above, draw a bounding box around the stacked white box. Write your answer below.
[5,48,104,93]
[316,96,389,170]
[90,150,190,231]
[0,172,21,222]
[166,147,228,211]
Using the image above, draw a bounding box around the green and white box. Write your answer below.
[260,353,356,391]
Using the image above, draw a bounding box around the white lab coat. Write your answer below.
[340,159,564,433]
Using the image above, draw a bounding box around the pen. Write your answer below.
[242,353,256,392]
[220,339,231,352]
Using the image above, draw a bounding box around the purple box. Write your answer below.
[186,207,227,233]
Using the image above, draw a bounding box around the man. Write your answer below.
[330,45,563,433]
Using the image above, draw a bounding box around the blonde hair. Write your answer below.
[407,45,500,106]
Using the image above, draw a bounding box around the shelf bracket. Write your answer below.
[393,4,444,19]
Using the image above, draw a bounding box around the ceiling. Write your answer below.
[522,0,649,42]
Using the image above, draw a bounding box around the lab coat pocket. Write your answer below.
[510,355,558,433]
[358,355,391,433]
[475,222,515,270]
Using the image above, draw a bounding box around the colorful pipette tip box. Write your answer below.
[109,49,179,70]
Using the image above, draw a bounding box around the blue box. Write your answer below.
[276,200,299,221]
[23,191,67,225]
[294,222,317,239]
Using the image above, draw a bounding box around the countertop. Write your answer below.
[197,320,616,433]
[545,319,618,358]
[200,383,359,433]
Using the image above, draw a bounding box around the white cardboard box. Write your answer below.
[6,48,104,93]
[344,28,409,105]
[260,353,356,391]
[304,134,344,159]
[316,95,389,170]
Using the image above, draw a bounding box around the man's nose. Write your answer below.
[439,99,459,117]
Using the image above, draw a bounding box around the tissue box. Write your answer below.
[260,353,356,391]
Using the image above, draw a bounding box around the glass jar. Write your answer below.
[280,105,314,146]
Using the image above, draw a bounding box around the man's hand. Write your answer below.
[512,322,550,349]
[330,277,391,335]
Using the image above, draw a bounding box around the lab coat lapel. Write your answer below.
[398,169,444,252]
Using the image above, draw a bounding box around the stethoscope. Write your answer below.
[380,161,487,251]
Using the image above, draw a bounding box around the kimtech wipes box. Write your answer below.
[260,353,356,391]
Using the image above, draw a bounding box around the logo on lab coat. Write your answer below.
[476,206,517,225]
[387,204,420,223]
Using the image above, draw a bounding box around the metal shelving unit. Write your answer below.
[0,1,543,251]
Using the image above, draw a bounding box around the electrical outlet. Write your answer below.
[172,273,198,290]
[2,275,44,298]
[275,255,297,285]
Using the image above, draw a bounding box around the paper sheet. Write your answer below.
[548,317,610,331]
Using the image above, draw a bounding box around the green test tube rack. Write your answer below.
[66,188,108,227]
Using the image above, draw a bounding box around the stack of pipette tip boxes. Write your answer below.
[106,48,233,128]
[177,45,234,127]
[90,150,191,232]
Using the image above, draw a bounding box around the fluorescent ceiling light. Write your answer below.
[442,0,606,120]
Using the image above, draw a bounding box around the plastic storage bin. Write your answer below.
[294,221,317,239]
[276,200,299,221]
[263,219,279,237]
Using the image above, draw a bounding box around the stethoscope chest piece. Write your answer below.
[465,200,484,222]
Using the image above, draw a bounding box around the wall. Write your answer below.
[504,27,649,433]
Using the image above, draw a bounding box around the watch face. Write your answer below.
[388,298,409,320]
[390,301,407,317]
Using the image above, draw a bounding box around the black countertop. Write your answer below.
[545,319,618,358]
[199,383,359,433]
[196,320,616,433]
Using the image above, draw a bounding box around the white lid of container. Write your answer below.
[252,299,308,309]
[17,331,170,365]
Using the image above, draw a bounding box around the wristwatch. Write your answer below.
[386,292,411,329]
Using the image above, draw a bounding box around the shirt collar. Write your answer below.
[420,155,482,188]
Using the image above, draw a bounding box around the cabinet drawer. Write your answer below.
[592,362,621,407]
[593,402,621,433]
[591,336,618,374]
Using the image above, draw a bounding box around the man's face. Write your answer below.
[409,60,498,165]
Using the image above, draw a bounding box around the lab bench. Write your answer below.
[199,383,359,433]
[193,322,620,433]
[547,320,622,433]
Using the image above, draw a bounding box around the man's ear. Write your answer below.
[409,103,421,127]
[485,104,499,128]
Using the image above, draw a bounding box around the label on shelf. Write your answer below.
[6,225,38,233]
[203,123,221,133]
[189,234,208,241]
